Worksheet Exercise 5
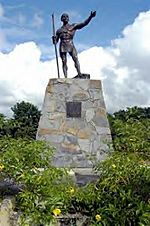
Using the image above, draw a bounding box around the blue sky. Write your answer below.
[1,0,150,58]
[0,0,150,115]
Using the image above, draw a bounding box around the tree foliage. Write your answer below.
[108,106,150,122]
[0,113,7,137]
[0,101,41,139]
[11,101,41,124]
[108,106,150,160]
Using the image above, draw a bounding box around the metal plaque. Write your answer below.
[66,102,81,118]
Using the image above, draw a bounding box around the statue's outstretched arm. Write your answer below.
[74,11,96,30]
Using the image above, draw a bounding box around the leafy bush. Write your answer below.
[108,107,150,160]
[0,106,150,225]
[94,152,150,225]
[111,118,150,159]
[0,138,75,225]
[0,138,150,225]
[68,153,150,226]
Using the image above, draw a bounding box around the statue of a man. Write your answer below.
[52,11,96,78]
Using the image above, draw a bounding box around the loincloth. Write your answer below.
[59,40,75,53]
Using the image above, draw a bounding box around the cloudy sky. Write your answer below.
[0,0,150,116]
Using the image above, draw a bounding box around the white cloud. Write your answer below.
[39,44,55,60]
[0,10,150,116]
[0,42,50,113]
[103,10,150,112]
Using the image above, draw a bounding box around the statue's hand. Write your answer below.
[90,11,96,18]
[52,36,57,44]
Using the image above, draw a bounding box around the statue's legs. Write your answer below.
[60,52,68,78]
[69,48,81,76]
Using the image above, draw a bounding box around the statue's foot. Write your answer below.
[73,73,90,79]
[78,73,82,78]
[74,73,82,78]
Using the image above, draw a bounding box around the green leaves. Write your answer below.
[0,138,76,225]
[0,138,149,225]
[0,101,41,139]
[0,105,150,225]
[108,107,150,160]
[91,152,150,225]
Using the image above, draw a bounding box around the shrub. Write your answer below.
[0,136,149,225]
[109,117,150,160]
[91,152,150,225]
[0,138,75,225]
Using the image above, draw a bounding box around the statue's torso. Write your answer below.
[57,24,76,53]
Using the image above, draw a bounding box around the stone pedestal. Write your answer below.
[36,78,112,179]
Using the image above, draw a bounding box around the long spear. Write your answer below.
[52,13,60,78]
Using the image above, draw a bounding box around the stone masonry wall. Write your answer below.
[0,197,16,226]
[36,79,112,169]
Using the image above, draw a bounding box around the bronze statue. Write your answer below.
[52,11,96,78]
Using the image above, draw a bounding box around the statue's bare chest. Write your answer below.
[58,25,75,40]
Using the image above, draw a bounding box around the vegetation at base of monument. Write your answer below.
[71,153,150,226]
[108,106,150,160]
[0,101,41,139]
[0,138,75,225]
[0,140,150,225]
[0,106,150,225]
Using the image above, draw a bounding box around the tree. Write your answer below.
[0,102,41,139]
[11,101,41,139]
[109,106,150,122]
[0,113,7,137]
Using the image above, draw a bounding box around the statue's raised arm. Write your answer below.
[73,11,96,30]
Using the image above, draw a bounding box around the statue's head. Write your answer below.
[61,13,69,23]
